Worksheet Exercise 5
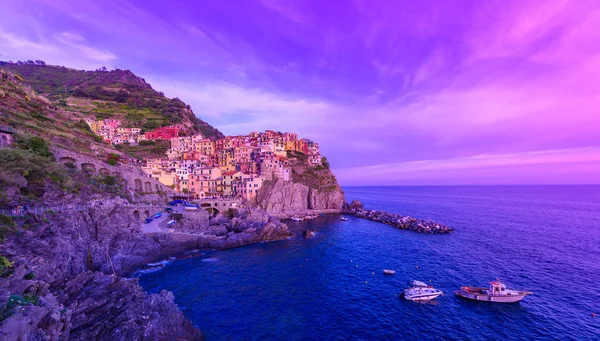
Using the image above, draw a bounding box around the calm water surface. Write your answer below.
[138,186,600,340]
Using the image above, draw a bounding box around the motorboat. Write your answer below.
[290,217,302,221]
[455,279,532,303]
[403,280,443,301]
[383,269,395,275]
[339,216,348,221]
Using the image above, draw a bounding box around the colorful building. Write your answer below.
[145,126,181,140]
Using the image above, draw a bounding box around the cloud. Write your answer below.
[1,0,599,184]
[335,147,600,185]
[0,29,116,69]
[146,78,340,136]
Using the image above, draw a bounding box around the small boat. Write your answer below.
[383,269,395,275]
[290,216,302,221]
[403,280,443,301]
[166,220,176,227]
[340,216,348,221]
[153,212,162,219]
[455,279,532,303]
[145,217,153,224]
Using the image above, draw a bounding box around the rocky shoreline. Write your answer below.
[0,205,292,340]
[344,200,453,234]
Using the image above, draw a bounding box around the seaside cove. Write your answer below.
[138,186,600,340]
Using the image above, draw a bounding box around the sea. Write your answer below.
[137,186,600,340]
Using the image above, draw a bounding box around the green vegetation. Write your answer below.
[0,138,75,198]
[23,272,35,280]
[0,255,12,275]
[89,175,124,196]
[292,164,340,193]
[1,294,40,322]
[14,134,53,158]
[115,139,170,159]
[106,153,119,166]
[1,62,224,140]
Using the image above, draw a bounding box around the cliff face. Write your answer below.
[0,204,292,340]
[0,206,202,341]
[254,165,345,217]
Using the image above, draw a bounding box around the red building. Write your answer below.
[144,126,181,140]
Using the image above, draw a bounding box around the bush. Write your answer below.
[107,158,117,166]
[23,272,35,280]
[139,140,155,146]
[15,134,53,158]
[0,214,16,244]
[0,256,12,274]
[0,214,14,227]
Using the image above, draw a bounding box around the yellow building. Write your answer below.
[221,171,243,197]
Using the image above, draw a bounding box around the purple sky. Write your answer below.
[2,0,600,185]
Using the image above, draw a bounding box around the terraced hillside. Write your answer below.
[0,61,223,140]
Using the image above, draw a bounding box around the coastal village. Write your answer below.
[85,119,324,201]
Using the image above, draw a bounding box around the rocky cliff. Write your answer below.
[0,204,291,340]
[253,151,345,217]
[254,179,344,217]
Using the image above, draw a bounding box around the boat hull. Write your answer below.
[184,207,198,211]
[454,290,527,303]
[403,292,442,301]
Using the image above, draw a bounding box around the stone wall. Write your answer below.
[53,148,173,197]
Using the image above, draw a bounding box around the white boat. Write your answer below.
[403,280,443,301]
[455,279,532,303]
[383,269,395,275]
[339,216,348,221]
[290,217,302,221]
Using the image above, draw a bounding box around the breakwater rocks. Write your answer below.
[345,201,453,234]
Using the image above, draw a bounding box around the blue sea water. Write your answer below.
[137,186,600,340]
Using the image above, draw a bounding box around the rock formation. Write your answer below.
[344,200,453,234]
[0,204,292,340]
[150,208,291,253]
[303,229,316,238]
[0,206,203,340]
[254,179,344,217]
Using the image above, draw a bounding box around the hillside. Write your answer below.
[0,61,223,140]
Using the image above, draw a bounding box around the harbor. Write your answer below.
[137,185,600,340]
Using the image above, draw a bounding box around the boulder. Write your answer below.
[303,229,316,239]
